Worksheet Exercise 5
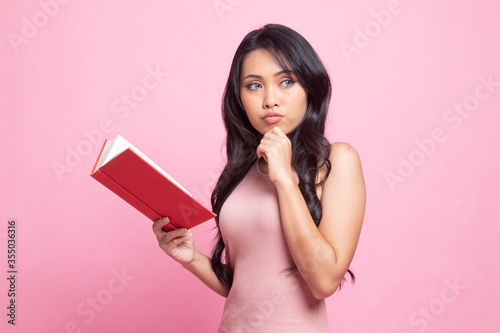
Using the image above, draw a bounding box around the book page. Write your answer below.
[97,135,131,169]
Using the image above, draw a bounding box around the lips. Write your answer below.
[263,112,283,124]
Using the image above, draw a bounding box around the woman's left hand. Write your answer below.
[256,127,295,185]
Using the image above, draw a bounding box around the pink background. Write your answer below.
[1,0,499,332]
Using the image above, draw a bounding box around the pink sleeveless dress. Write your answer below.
[217,161,329,332]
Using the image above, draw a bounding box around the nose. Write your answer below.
[263,86,280,109]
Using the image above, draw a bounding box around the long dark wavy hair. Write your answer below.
[210,24,354,290]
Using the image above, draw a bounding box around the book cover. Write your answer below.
[91,135,216,231]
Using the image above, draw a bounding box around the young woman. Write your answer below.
[152,24,366,332]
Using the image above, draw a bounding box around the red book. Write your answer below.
[90,135,216,231]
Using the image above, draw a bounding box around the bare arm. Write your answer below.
[152,217,229,297]
[257,127,366,300]
[181,249,229,297]
[275,143,365,299]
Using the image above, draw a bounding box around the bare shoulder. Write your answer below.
[323,142,365,200]
[328,142,362,172]
[316,143,364,200]
[320,142,365,229]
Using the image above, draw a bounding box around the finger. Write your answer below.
[166,231,192,248]
[256,145,268,161]
[262,127,281,139]
[263,128,279,139]
[161,232,192,253]
[158,228,189,246]
[272,126,286,136]
[152,217,170,236]
[257,139,278,156]
[263,130,287,145]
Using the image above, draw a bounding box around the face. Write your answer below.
[239,48,308,135]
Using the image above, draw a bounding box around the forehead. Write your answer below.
[241,48,292,77]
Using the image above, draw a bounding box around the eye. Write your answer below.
[245,82,262,90]
[280,79,296,88]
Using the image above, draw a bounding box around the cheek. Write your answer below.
[240,93,259,117]
[239,95,254,121]
[240,91,251,110]
[298,88,308,107]
[289,90,308,118]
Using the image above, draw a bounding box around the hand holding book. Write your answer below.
[152,217,197,265]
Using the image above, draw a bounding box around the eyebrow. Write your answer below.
[242,69,296,81]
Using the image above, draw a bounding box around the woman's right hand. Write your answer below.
[152,217,195,266]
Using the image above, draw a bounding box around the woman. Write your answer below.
[152,24,366,332]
